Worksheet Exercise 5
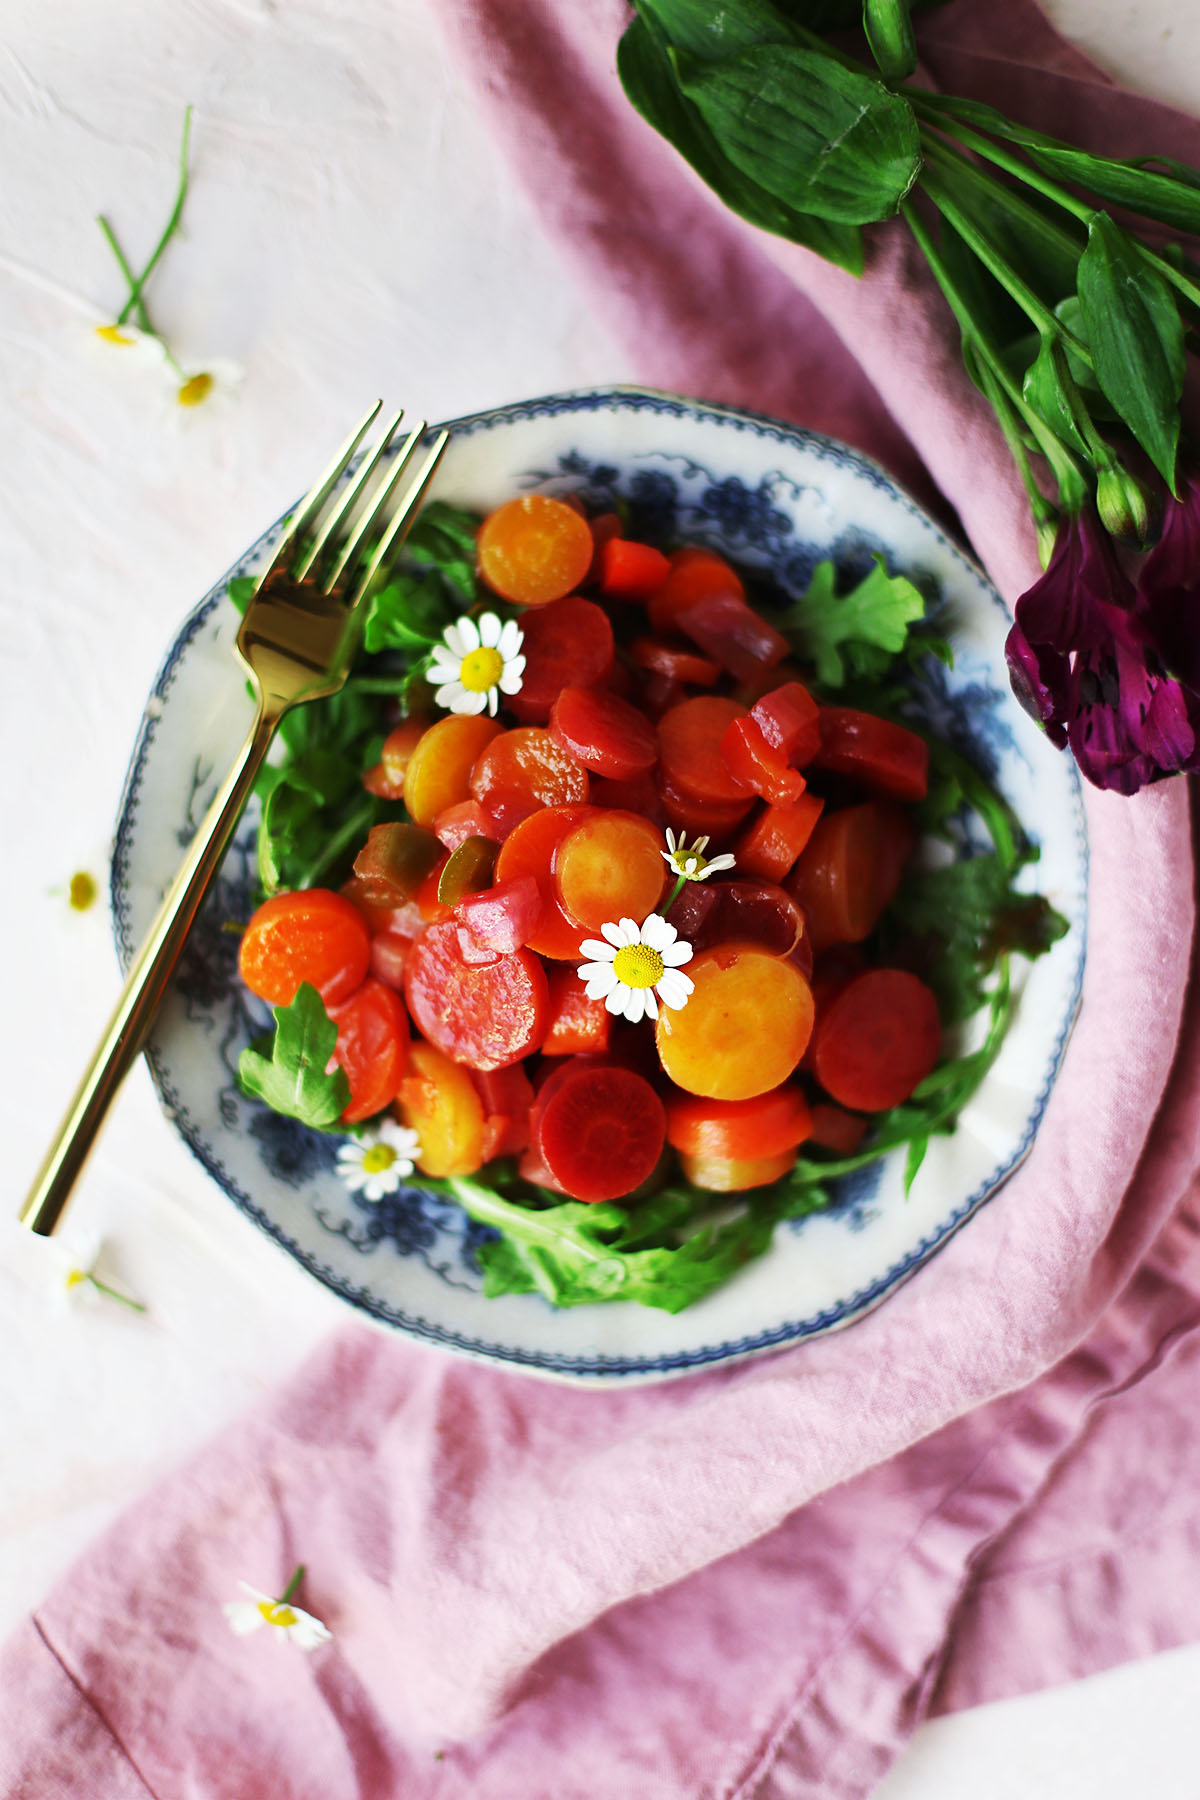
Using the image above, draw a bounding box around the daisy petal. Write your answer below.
[605,983,631,1016]
[600,921,626,949]
[623,988,646,1025]
[661,939,694,966]
[487,689,499,717]
[456,614,481,651]
[442,622,470,659]
[224,1602,265,1636]
[434,682,464,711]
[707,853,737,874]
[460,689,489,715]
[643,987,659,1020]
[616,917,640,946]
[498,619,524,658]
[478,612,502,648]
[640,912,676,951]
[657,970,694,1010]
[665,828,680,852]
[498,662,526,694]
[579,941,616,963]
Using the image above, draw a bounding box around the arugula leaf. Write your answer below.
[783,556,929,685]
[399,499,481,602]
[363,570,450,654]
[442,1173,831,1313]
[238,983,350,1129]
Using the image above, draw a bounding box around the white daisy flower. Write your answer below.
[49,1229,146,1316]
[224,1572,331,1652]
[577,913,695,1024]
[337,1117,421,1200]
[661,828,737,883]
[426,611,525,717]
[169,355,244,419]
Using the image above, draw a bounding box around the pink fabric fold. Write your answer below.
[7,4,1200,1796]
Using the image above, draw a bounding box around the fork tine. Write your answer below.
[260,400,383,582]
[350,429,451,601]
[293,405,408,583]
[321,418,426,593]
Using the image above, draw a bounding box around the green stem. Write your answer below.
[116,104,193,327]
[915,124,1088,270]
[965,343,1056,532]
[911,97,1095,226]
[899,198,1088,510]
[661,872,687,914]
[293,793,378,889]
[279,1564,305,1605]
[86,1273,148,1313]
[95,218,154,333]
[920,151,1090,358]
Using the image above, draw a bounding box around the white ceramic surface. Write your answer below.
[111,387,1088,1384]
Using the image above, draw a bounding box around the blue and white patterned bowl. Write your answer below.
[111,388,1087,1385]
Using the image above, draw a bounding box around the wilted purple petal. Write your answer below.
[1065,602,1196,794]
[1140,469,1200,596]
[1004,620,1069,749]
[1015,509,1134,656]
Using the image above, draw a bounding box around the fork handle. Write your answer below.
[20,700,283,1236]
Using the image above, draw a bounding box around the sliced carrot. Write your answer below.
[655,945,814,1101]
[596,537,671,601]
[403,920,548,1070]
[549,685,659,780]
[751,682,821,767]
[361,715,430,801]
[507,597,614,724]
[470,726,590,837]
[678,1147,799,1192]
[785,803,915,954]
[719,715,807,805]
[665,1086,812,1161]
[493,803,591,960]
[658,768,753,841]
[807,1102,869,1155]
[657,695,753,806]
[629,636,721,687]
[553,809,666,931]
[395,1040,487,1177]
[403,714,503,827]
[532,1062,666,1202]
[811,968,941,1111]
[327,978,410,1125]
[540,963,613,1055]
[812,708,930,801]
[647,547,745,634]
[734,793,825,882]
[477,494,595,606]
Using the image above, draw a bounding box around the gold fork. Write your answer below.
[20,402,450,1237]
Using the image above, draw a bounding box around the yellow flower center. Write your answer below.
[69,871,97,912]
[611,944,665,989]
[177,372,215,408]
[360,1145,397,1176]
[95,324,135,347]
[64,1268,89,1290]
[459,645,504,693]
[257,1600,300,1629]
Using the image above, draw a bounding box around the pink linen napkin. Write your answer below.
[6,4,1200,1795]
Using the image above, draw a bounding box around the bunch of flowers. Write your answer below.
[618,0,1200,792]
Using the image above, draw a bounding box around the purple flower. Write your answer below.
[1005,509,1196,794]
[1137,470,1200,694]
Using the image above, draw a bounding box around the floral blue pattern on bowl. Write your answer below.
[111,387,1088,1386]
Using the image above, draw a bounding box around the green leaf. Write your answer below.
[227,575,257,613]
[1021,335,1089,459]
[402,499,482,602]
[785,556,926,685]
[363,571,447,654]
[676,43,921,223]
[1077,212,1185,488]
[617,13,864,272]
[237,983,350,1130]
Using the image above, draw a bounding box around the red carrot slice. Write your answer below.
[811,969,941,1111]
[454,874,543,957]
[549,685,659,779]
[493,803,591,960]
[751,682,822,767]
[629,636,722,687]
[326,977,410,1124]
[540,963,613,1056]
[719,715,807,805]
[665,1086,812,1161]
[734,792,825,883]
[507,596,614,723]
[470,727,590,837]
[596,537,671,601]
[657,695,752,805]
[403,920,548,1071]
[812,708,930,801]
[531,1062,667,1202]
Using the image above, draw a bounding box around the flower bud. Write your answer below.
[863,0,916,80]
[1096,462,1154,549]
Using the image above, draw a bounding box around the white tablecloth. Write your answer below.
[3,3,1199,1792]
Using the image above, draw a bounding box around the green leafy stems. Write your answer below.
[95,104,221,405]
[619,0,1200,555]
